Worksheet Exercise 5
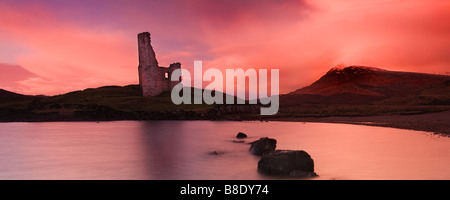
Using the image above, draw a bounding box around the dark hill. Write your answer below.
[283,66,450,106]
[0,85,256,121]
[0,89,38,108]
[278,66,450,117]
[20,85,215,121]
[0,89,31,102]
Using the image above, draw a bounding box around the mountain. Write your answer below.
[291,65,449,96]
[282,65,450,106]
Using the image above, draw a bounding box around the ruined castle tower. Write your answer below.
[138,32,181,97]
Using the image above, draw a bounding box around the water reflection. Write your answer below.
[138,121,187,179]
[0,121,448,180]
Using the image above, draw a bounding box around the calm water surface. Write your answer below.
[0,121,448,180]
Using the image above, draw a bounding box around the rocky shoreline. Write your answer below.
[2,108,449,137]
[273,110,450,136]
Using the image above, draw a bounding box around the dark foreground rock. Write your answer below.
[258,150,317,177]
[249,137,277,155]
[236,132,247,138]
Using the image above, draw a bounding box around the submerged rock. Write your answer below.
[249,137,277,155]
[209,151,224,155]
[236,132,247,138]
[257,150,317,177]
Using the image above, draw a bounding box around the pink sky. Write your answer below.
[0,0,449,95]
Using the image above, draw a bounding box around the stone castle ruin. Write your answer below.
[138,32,181,97]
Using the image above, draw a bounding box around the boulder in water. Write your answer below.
[257,150,317,177]
[236,132,247,138]
[249,137,277,155]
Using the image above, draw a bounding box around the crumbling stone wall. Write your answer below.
[137,32,181,97]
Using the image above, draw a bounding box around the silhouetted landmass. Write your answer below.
[0,85,258,122]
[276,66,450,117]
[1,66,450,134]
[0,89,37,104]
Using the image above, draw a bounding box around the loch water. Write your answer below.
[0,121,449,180]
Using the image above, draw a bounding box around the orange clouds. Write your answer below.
[0,0,449,95]
[195,0,450,92]
[0,3,138,95]
[314,0,450,68]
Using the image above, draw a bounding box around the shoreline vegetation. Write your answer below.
[1,85,449,136]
